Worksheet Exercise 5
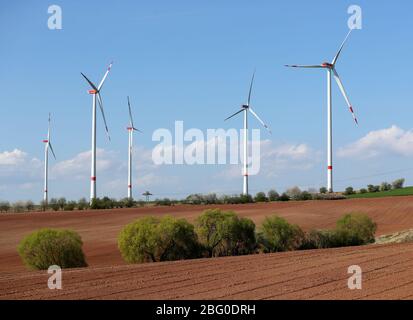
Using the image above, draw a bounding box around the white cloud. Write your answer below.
[338,126,413,159]
[52,149,121,179]
[218,140,320,179]
[0,149,27,165]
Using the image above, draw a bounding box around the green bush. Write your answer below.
[254,192,268,203]
[267,190,279,202]
[195,209,256,257]
[299,229,338,249]
[0,201,10,212]
[380,182,392,192]
[77,198,89,210]
[334,213,377,246]
[344,187,355,195]
[278,193,290,201]
[392,178,405,189]
[118,216,201,263]
[319,187,327,194]
[258,216,304,252]
[367,184,380,193]
[359,188,368,194]
[18,228,87,270]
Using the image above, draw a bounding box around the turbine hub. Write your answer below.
[242,104,249,109]
[322,62,334,69]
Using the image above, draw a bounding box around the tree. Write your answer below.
[344,187,355,195]
[286,186,302,200]
[359,188,367,194]
[380,182,392,192]
[0,201,11,213]
[319,187,327,194]
[57,197,67,210]
[392,178,405,190]
[254,192,268,203]
[267,190,279,202]
[18,228,87,270]
[195,209,256,257]
[64,201,77,211]
[77,198,88,210]
[49,198,59,211]
[12,201,25,213]
[118,216,201,263]
[25,201,35,212]
[278,193,290,201]
[258,216,304,252]
[335,213,377,246]
[367,185,380,193]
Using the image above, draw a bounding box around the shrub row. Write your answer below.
[344,178,405,195]
[17,210,377,270]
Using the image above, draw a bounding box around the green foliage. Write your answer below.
[0,201,11,212]
[57,197,67,210]
[195,209,256,257]
[118,216,201,263]
[64,201,77,211]
[18,228,87,270]
[155,198,174,206]
[258,216,304,252]
[254,192,268,203]
[392,178,405,189]
[278,193,290,201]
[12,201,25,213]
[286,186,302,200]
[367,185,380,193]
[77,198,89,210]
[49,198,60,211]
[380,182,392,192]
[359,188,368,194]
[267,189,279,202]
[344,187,355,195]
[335,213,377,246]
[299,229,337,250]
[319,187,327,194]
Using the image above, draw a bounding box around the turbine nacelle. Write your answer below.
[242,104,249,109]
[322,62,334,69]
[88,89,97,94]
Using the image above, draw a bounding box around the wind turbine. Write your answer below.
[126,96,142,200]
[224,71,271,196]
[42,113,56,206]
[285,29,358,193]
[81,62,113,202]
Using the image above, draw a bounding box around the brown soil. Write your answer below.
[1,196,413,299]
[1,243,412,300]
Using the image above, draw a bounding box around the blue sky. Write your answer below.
[1,0,413,201]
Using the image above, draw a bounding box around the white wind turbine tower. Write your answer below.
[81,62,113,202]
[285,29,358,193]
[43,113,56,206]
[126,96,142,199]
[225,71,271,196]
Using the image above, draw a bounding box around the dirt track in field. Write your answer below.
[1,243,412,300]
[1,196,413,300]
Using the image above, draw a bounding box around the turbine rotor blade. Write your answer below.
[96,93,111,141]
[98,61,113,91]
[48,142,57,160]
[332,68,358,125]
[332,29,353,65]
[81,73,98,91]
[249,107,272,134]
[127,96,135,128]
[285,64,324,68]
[247,70,255,106]
[133,127,143,133]
[224,109,244,121]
